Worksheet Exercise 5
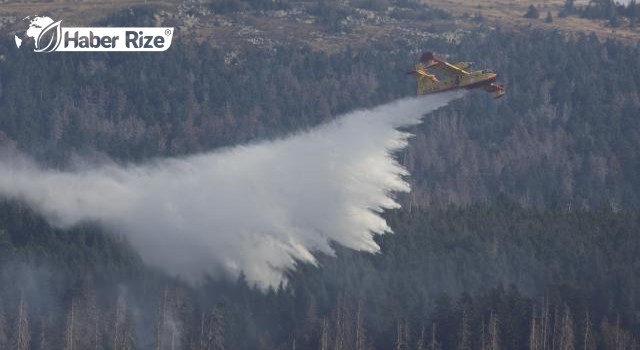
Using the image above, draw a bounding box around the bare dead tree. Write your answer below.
[302,296,320,348]
[530,306,538,350]
[354,301,365,350]
[333,295,346,350]
[616,315,621,350]
[481,318,486,350]
[63,298,76,350]
[559,305,575,350]
[583,311,590,350]
[395,319,409,350]
[542,298,549,350]
[199,312,205,350]
[319,317,329,350]
[489,311,499,350]
[0,305,8,350]
[552,306,559,350]
[154,288,168,350]
[155,284,185,350]
[204,307,225,350]
[430,323,439,350]
[112,291,134,350]
[38,314,55,350]
[14,293,30,350]
[416,323,426,350]
[458,307,471,350]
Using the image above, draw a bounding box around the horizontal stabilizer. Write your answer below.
[490,83,506,99]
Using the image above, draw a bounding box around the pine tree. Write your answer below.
[559,0,577,17]
[524,5,541,18]
[545,11,554,23]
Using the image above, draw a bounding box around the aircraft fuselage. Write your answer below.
[410,52,505,99]
[419,70,497,95]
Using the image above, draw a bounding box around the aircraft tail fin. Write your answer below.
[420,52,435,63]
[420,52,444,68]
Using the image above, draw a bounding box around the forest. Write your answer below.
[1,199,640,349]
[0,2,640,349]
[560,0,640,26]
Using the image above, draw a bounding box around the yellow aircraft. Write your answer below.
[408,52,505,99]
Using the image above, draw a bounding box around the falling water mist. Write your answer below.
[0,92,463,287]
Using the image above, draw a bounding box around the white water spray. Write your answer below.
[0,92,462,287]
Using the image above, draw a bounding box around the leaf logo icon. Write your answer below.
[34,20,62,53]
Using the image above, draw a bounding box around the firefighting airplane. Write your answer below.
[408,52,505,99]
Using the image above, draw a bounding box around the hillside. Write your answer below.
[0,0,455,51]
[0,1,639,349]
[2,0,639,50]
[423,0,640,43]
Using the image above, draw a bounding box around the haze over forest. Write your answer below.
[0,0,639,349]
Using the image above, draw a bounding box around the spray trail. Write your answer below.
[0,92,462,287]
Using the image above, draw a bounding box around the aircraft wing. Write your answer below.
[420,52,469,77]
